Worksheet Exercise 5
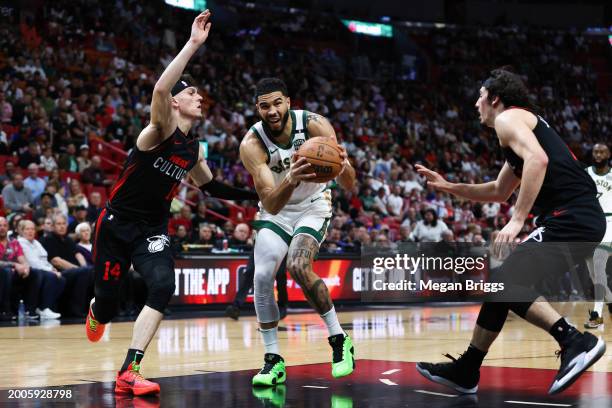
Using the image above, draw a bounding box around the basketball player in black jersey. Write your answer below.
[415,68,606,395]
[84,11,258,396]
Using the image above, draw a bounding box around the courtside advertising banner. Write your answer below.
[171,255,361,304]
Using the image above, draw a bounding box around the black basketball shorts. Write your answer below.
[92,209,174,291]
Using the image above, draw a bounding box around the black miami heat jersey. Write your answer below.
[107,127,199,223]
[501,111,598,215]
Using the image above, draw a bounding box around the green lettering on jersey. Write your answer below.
[270,158,291,174]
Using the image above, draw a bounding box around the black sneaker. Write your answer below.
[548,332,606,395]
[225,305,240,320]
[416,354,479,394]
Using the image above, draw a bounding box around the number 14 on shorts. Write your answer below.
[103,262,121,281]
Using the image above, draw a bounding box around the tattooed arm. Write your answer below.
[305,112,356,191]
[286,234,333,314]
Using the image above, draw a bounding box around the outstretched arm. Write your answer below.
[190,143,259,200]
[240,132,316,215]
[415,162,520,203]
[305,112,356,190]
[145,11,212,143]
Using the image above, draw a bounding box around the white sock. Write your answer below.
[594,301,604,316]
[321,306,344,336]
[260,327,279,354]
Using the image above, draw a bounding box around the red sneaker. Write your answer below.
[85,299,105,342]
[115,394,160,408]
[115,363,160,396]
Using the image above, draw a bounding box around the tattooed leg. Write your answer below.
[287,234,333,314]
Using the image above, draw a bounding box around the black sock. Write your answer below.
[549,317,580,348]
[120,349,144,372]
[461,344,487,371]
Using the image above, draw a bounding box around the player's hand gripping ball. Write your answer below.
[296,137,343,183]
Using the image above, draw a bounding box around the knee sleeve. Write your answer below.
[144,264,176,313]
[476,302,509,332]
[254,267,278,323]
[591,247,612,302]
[508,301,534,319]
[253,229,288,323]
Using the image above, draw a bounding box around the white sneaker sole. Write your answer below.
[416,364,478,394]
[548,336,606,395]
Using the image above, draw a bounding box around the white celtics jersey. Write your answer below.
[251,110,326,206]
[587,166,612,215]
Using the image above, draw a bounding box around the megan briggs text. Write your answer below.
[372,279,505,293]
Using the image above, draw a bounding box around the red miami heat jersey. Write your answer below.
[107,127,199,223]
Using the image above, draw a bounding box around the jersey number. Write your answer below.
[597,192,603,199]
[103,262,121,281]
[271,158,291,174]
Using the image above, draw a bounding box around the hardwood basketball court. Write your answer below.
[0,303,610,407]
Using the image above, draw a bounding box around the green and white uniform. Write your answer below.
[250,109,332,246]
[587,166,612,244]
[249,109,331,324]
[249,110,355,382]
[585,166,612,315]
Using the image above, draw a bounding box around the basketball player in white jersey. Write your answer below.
[240,78,356,387]
[584,143,612,328]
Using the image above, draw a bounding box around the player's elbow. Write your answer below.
[532,153,548,169]
[264,204,281,216]
[338,176,356,191]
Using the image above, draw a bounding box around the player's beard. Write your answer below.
[262,110,290,139]
[594,159,609,170]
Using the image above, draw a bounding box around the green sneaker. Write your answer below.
[329,333,355,378]
[331,394,353,408]
[252,384,286,407]
[252,353,286,386]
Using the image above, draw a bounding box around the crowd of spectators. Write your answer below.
[0,1,609,318]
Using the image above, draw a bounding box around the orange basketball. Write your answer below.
[296,137,343,183]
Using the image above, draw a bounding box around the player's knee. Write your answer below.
[254,269,275,294]
[508,301,533,319]
[146,264,175,313]
[476,302,509,332]
[253,250,283,291]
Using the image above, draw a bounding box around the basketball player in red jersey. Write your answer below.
[415,68,606,395]
[84,11,258,396]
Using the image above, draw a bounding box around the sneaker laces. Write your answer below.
[443,353,458,362]
[260,360,276,374]
[128,363,145,380]
[88,315,98,331]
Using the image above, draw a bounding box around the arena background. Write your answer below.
[0,1,610,407]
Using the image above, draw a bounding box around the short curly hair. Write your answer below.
[482,67,535,110]
[254,78,288,102]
